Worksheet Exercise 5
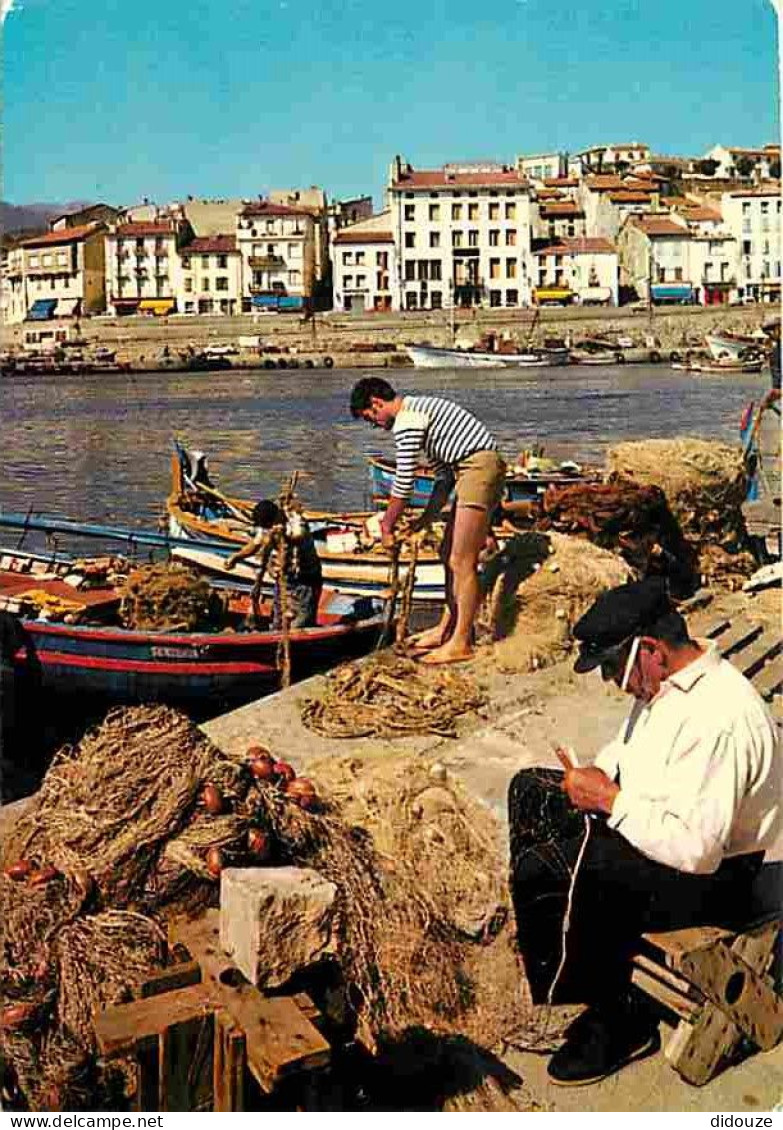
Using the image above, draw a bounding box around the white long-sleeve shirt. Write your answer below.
[595,641,781,874]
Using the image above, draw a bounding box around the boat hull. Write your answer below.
[405,344,569,369]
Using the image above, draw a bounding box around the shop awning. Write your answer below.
[138,299,175,315]
[651,285,692,301]
[534,287,574,302]
[27,299,57,321]
[55,297,81,316]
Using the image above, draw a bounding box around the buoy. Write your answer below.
[263,358,276,369]
[614,351,626,364]
[323,355,334,369]
[304,359,314,369]
[276,358,288,369]
[670,350,681,363]
[649,349,661,363]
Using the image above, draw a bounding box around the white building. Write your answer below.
[235,201,316,313]
[105,218,183,316]
[178,235,242,315]
[721,187,782,303]
[703,145,781,181]
[4,223,107,324]
[617,214,696,305]
[669,202,737,306]
[387,157,533,310]
[568,142,650,177]
[533,237,618,306]
[332,212,396,313]
[516,152,565,183]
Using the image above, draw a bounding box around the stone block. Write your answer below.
[220,866,338,989]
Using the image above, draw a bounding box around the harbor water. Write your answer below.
[0,363,766,531]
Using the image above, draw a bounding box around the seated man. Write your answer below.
[225,500,322,629]
[508,577,781,1086]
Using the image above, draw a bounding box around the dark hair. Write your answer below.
[350,376,397,418]
[251,499,282,528]
[646,610,689,647]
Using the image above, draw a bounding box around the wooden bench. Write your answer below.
[95,911,330,1111]
[631,915,783,1086]
[688,611,783,719]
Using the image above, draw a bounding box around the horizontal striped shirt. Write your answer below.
[390,395,497,500]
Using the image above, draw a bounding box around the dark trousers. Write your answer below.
[508,768,763,1006]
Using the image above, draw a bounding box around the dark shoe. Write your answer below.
[547,1004,660,1086]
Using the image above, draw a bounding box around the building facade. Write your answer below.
[178,235,242,315]
[332,212,396,312]
[720,187,782,303]
[516,152,566,183]
[235,202,316,313]
[387,157,533,310]
[4,222,107,324]
[533,237,618,305]
[569,142,651,176]
[617,215,696,305]
[105,217,184,316]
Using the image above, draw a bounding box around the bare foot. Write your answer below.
[406,626,448,652]
[417,643,474,666]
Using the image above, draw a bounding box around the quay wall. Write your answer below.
[2,304,775,369]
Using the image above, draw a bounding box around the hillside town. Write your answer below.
[2,140,780,324]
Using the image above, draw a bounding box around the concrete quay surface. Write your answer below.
[202,604,783,1113]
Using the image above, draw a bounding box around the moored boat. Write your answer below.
[405,342,569,369]
[705,331,765,364]
[0,548,383,707]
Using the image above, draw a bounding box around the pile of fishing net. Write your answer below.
[300,654,486,739]
[607,438,753,586]
[119,562,224,630]
[480,532,632,674]
[0,704,532,1111]
[530,479,699,596]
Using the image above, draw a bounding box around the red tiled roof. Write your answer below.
[681,206,723,222]
[182,235,237,253]
[535,188,563,200]
[540,202,584,216]
[113,222,177,237]
[728,146,780,157]
[391,169,529,190]
[333,230,393,245]
[727,188,781,198]
[584,174,625,191]
[544,177,579,187]
[537,237,616,256]
[240,201,311,218]
[630,216,689,236]
[20,223,101,248]
[610,191,653,203]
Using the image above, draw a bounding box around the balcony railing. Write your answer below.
[248,256,286,270]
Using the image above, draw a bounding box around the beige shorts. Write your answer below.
[454,450,507,511]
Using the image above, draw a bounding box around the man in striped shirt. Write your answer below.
[350,376,506,665]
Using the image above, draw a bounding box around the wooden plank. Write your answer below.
[96,984,216,1059]
[170,913,330,1094]
[633,952,701,1000]
[138,960,202,1000]
[753,658,783,700]
[642,926,732,970]
[679,938,783,1050]
[159,1014,214,1112]
[213,1012,245,1113]
[631,967,699,1021]
[700,618,732,641]
[728,633,781,680]
[713,620,763,659]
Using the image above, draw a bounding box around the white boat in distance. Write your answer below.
[405,343,570,369]
[705,331,766,364]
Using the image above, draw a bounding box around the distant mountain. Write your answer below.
[0,201,92,237]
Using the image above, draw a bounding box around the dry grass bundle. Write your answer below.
[607,437,749,549]
[482,532,632,674]
[300,654,485,739]
[120,562,223,630]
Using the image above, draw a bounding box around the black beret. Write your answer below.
[572,577,673,674]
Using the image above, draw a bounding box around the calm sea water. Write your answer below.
[0,364,766,531]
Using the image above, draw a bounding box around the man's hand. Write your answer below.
[560,766,619,815]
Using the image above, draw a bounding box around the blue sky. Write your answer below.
[2,0,779,207]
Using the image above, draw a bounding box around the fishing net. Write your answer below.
[607,438,751,582]
[119,562,224,631]
[480,532,632,674]
[299,654,485,739]
[0,703,532,1111]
